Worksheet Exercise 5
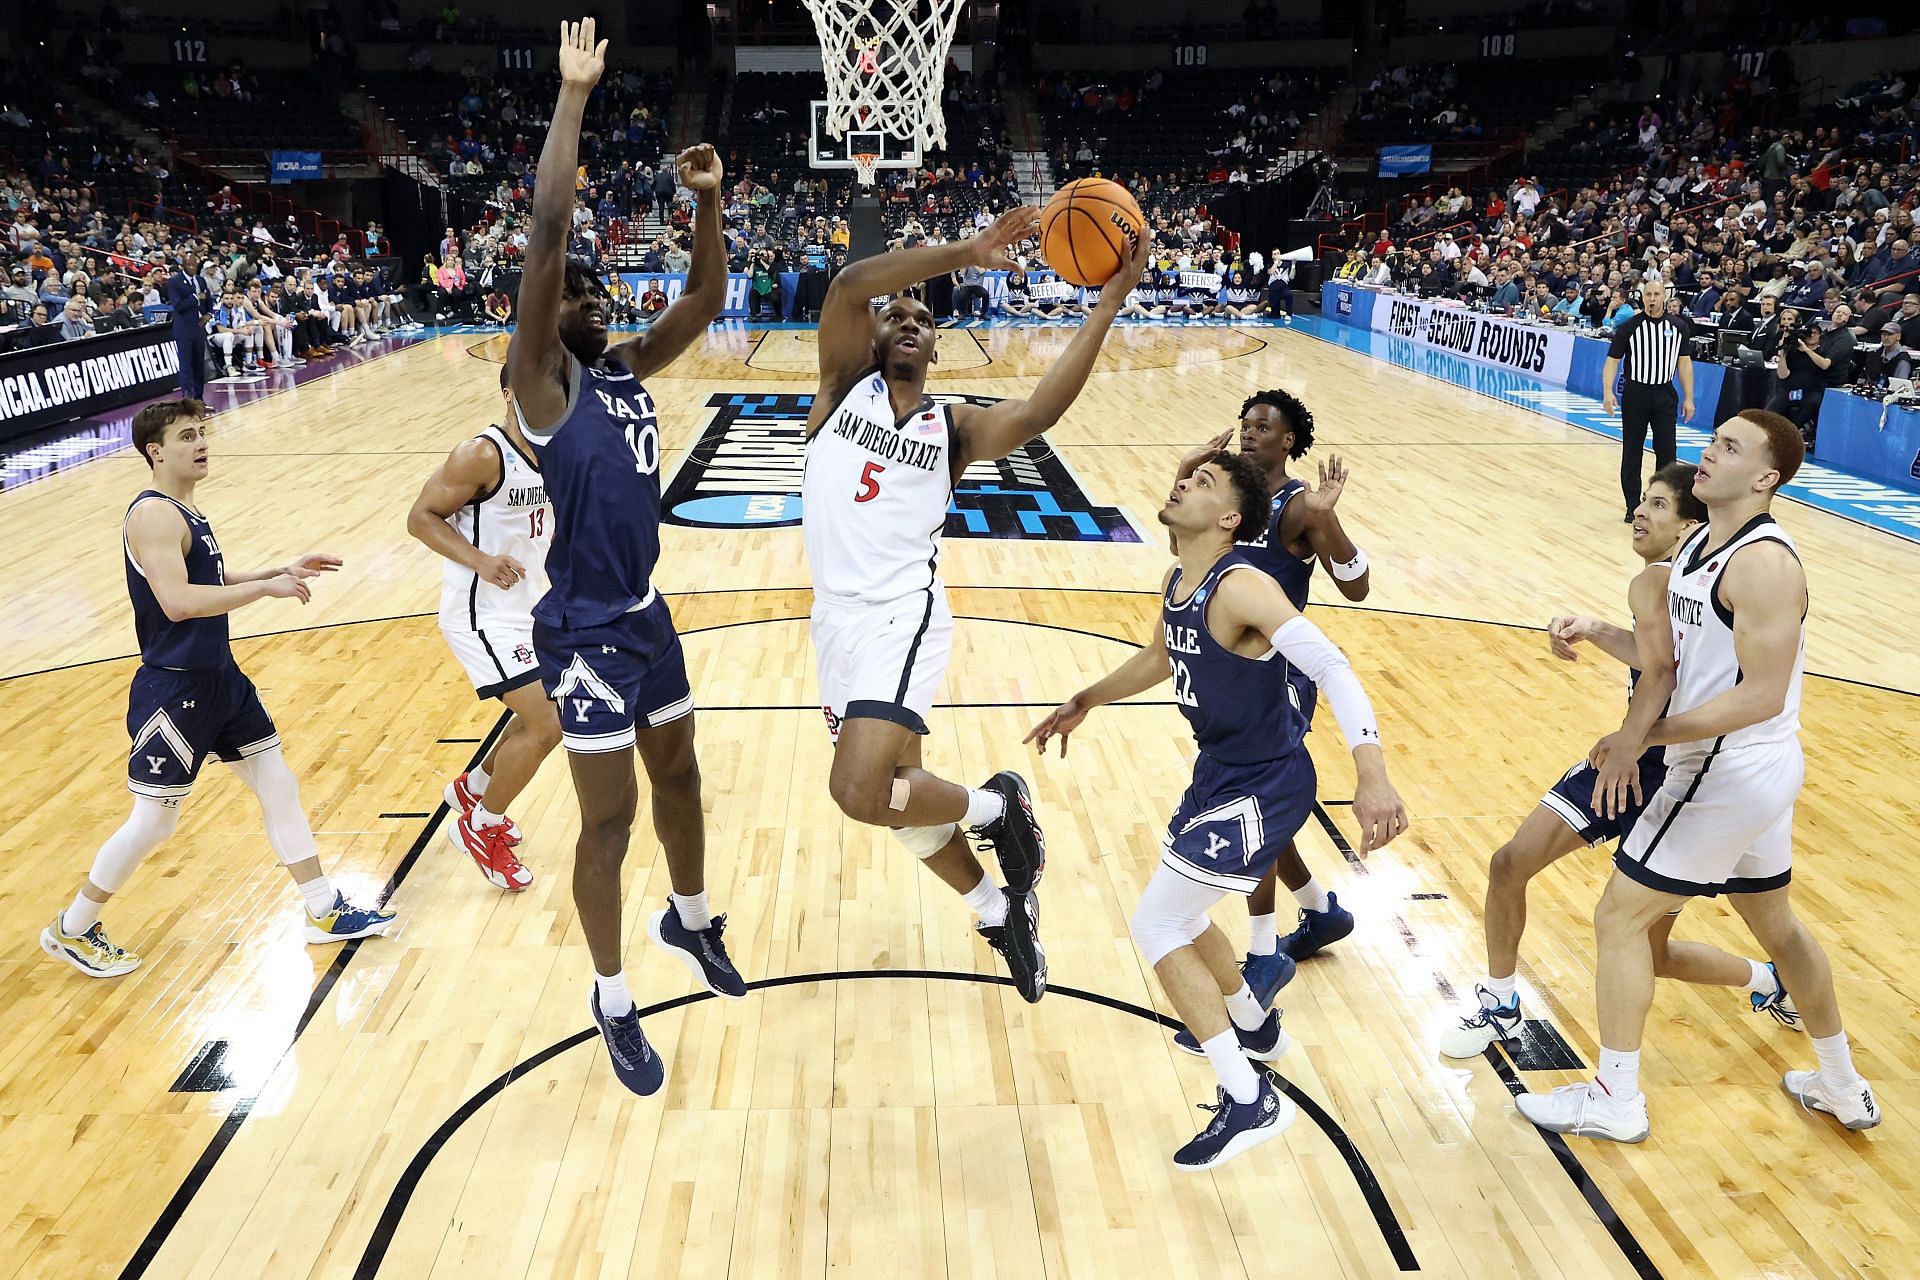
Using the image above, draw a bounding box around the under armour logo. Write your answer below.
[147,755,167,774]
[572,698,592,722]
[1204,831,1231,860]
[601,645,617,654]
[180,701,196,709]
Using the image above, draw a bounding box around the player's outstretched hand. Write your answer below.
[1301,454,1349,514]
[263,572,313,604]
[1099,222,1155,306]
[557,18,608,89]
[1177,429,1234,475]
[1024,696,1090,757]
[479,553,528,591]
[968,206,1041,269]
[1547,614,1588,661]
[286,552,342,578]
[1352,772,1408,854]
[676,144,723,192]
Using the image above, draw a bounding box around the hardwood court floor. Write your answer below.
[1,325,1917,1280]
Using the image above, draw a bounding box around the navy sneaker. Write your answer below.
[1172,1009,1291,1062]
[978,888,1047,1003]
[648,903,748,1000]
[1278,891,1355,961]
[590,987,665,1096]
[970,771,1045,894]
[1241,950,1297,1007]
[1173,1075,1295,1171]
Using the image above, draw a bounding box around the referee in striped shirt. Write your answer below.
[1601,280,1695,521]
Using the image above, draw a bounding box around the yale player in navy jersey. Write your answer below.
[1029,452,1408,1169]
[506,20,740,1097]
[1173,389,1370,1004]
[40,400,394,978]
[802,203,1150,1005]
[1441,462,1791,1059]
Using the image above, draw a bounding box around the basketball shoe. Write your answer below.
[1278,892,1354,960]
[40,916,141,978]
[1440,985,1524,1058]
[443,771,522,844]
[590,987,664,1096]
[1172,1009,1292,1062]
[1782,1072,1881,1130]
[447,812,533,891]
[1173,1074,1295,1171]
[970,772,1047,1003]
[303,893,397,944]
[648,902,748,999]
[978,889,1047,1003]
[1241,950,1297,1007]
[1749,961,1803,1030]
[1515,1081,1650,1143]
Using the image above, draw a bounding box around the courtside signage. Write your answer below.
[0,325,181,440]
[1371,295,1574,382]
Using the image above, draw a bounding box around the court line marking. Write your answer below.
[348,970,1419,1278]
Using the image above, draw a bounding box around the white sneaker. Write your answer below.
[1440,984,1523,1058]
[1515,1082,1649,1143]
[1782,1071,1881,1131]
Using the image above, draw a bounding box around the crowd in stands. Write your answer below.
[1332,64,1920,445]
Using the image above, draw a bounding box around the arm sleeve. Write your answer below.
[1269,616,1381,752]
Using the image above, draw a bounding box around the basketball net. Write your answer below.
[803,0,963,152]
[852,153,880,187]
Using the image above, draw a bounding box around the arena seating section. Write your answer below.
[126,66,365,167]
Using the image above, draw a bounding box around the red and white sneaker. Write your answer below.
[447,811,533,891]
[443,772,521,844]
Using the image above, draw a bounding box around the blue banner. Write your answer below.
[1377,145,1433,177]
[269,151,322,183]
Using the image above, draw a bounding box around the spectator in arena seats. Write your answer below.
[1603,289,1635,328]
[484,288,512,326]
[664,238,691,272]
[1689,271,1722,317]
[2,266,35,307]
[1781,260,1828,309]
[1860,322,1914,386]
[639,280,668,320]
[1362,255,1392,286]
[952,261,989,320]
[1489,265,1522,309]
[1552,282,1585,320]
[1896,291,1920,347]
[58,296,95,341]
[1716,288,1757,330]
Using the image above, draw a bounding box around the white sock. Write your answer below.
[1247,913,1278,956]
[1811,1030,1861,1092]
[62,893,104,936]
[1485,973,1518,1003]
[964,873,1008,927]
[1744,959,1779,997]
[1596,1046,1640,1102]
[1201,1029,1261,1104]
[962,788,1006,828]
[467,761,492,794]
[596,969,634,1017]
[1292,875,1331,914]
[296,874,337,917]
[472,801,507,829]
[672,890,711,931]
[1224,983,1266,1032]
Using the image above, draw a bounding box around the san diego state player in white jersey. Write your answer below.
[1173,388,1371,1006]
[802,208,1149,1003]
[1519,410,1880,1143]
[1028,451,1407,1169]
[40,400,393,978]
[506,19,741,1097]
[407,362,559,893]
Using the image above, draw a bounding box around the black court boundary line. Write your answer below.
[350,970,1419,1278]
[115,709,514,1280]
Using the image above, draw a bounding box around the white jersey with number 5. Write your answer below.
[438,424,552,632]
[803,368,955,605]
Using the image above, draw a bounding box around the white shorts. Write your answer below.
[440,618,542,701]
[1615,739,1802,897]
[810,590,953,742]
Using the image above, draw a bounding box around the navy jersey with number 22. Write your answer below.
[125,492,232,670]
[518,354,664,629]
[1163,552,1308,765]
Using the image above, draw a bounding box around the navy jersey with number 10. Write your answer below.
[1163,552,1308,765]
[518,354,664,630]
[124,492,232,670]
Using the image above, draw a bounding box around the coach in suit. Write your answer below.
[165,253,212,399]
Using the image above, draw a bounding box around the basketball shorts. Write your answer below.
[810,589,953,742]
[1161,749,1317,895]
[534,596,693,754]
[1541,750,1668,846]
[1615,740,1802,897]
[125,662,280,800]
[440,617,542,701]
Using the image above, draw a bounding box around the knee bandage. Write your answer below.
[891,823,956,860]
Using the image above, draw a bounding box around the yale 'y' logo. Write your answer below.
[572,699,593,723]
[147,755,168,774]
[1204,831,1231,860]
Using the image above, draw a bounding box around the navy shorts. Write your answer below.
[1541,751,1667,847]
[1161,749,1317,895]
[126,662,280,800]
[1285,665,1317,728]
[535,595,693,754]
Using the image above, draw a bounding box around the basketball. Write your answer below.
[1040,178,1145,288]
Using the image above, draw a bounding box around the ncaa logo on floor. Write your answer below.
[665,392,1143,542]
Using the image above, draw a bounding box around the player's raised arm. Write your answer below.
[1213,565,1407,851]
[615,145,725,379]
[506,18,606,432]
[1299,456,1371,602]
[951,226,1151,465]
[126,500,310,618]
[406,440,526,589]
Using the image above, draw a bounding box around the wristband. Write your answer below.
[1329,548,1369,582]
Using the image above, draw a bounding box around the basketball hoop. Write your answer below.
[804,0,963,152]
[852,152,881,188]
